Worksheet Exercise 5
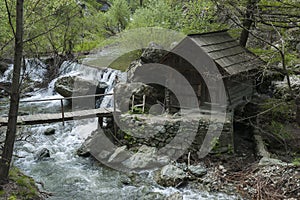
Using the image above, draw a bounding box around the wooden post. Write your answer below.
[60,99,65,126]
[165,88,170,114]
[142,95,146,113]
[98,117,103,129]
[113,90,117,137]
[131,95,135,112]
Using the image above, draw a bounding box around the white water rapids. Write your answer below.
[0,60,239,199]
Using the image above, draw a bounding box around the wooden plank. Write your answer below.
[201,42,240,53]
[208,46,245,60]
[0,107,117,126]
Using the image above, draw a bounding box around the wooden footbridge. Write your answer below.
[0,93,118,126]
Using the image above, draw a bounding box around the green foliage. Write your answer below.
[7,167,39,199]
[260,99,295,122]
[8,195,17,200]
[104,0,131,34]
[292,157,300,166]
[269,121,290,139]
[129,0,182,30]
[179,0,227,34]
[211,137,220,151]
[129,106,144,114]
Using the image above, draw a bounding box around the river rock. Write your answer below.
[122,145,169,170]
[0,82,11,94]
[188,165,207,177]
[44,128,55,136]
[35,148,50,161]
[107,145,130,163]
[77,130,98,157]
[54,76,108,97]
[155,164,187,187]
[166,192,183,200]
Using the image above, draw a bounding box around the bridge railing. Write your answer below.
[1,93,114,126]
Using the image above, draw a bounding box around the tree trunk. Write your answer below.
[240,0,259,47]
[0,0,24,184]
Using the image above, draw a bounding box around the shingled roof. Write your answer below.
[186,30,264,75]
[158,30,264,76]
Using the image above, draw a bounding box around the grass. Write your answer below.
[108,49,142,71]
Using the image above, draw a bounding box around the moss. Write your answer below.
[0,166,41,200]
[0,190,5,196]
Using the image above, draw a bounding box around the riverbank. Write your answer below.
[0,167,44,200]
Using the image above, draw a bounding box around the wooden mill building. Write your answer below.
[158,30,265,112]
[128,30,265,113]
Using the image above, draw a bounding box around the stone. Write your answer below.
[114,82,164,112]
[127,42,167,82]
[0,59,12,74]
[259,157,290,166]
[54,76,108,97]
[44,128,55,136]
[156,164,186,187]
[108,146,130,163]
[166,192,183,200]
[122,145,168,170]
[140,42,166,63]
[35,148,50,161]
[188,165,207,177]
[0,82,11,94]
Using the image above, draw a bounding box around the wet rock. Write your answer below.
[0,59,12,74]
[122,145,169,170]
[77,130,97,157]
[166,192,183,200]
[142,192,165,200]
[35,148,50,161]
[54,76,108,97]
[78,130,117,161]
[0,82,11,94]
[44,128,55,136]
[155,164,186,187]
[107,145,130,163]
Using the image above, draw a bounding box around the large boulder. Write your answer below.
[140,42,166,63]
[127,42,167,82]
[54,76,108,97]
[122,145,169,170]
[114,82,164,113]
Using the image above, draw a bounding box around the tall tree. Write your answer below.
[0,0,24,184]
[239,0,260,47]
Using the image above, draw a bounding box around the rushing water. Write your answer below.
[1,60,239,199]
